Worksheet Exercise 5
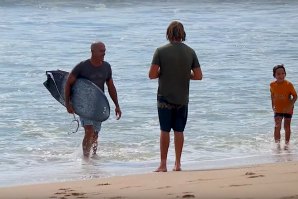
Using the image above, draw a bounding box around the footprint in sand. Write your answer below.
[248,174,265,178]
[52,188,87,199]
[97,182,111,186]
[245,172,265,178]
[120,185,142,189]
[71,192,86,197]
[157,186,172,189]
[182,194,195,198]
[280,195,298,199]
[230,184,252,187]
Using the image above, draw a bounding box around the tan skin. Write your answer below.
[271,68,297,148]
[149,39,203,172]
[65,42,122,158]
[271,68,296,147]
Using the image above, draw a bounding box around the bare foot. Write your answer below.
[154,166,167,172]
[91,154,100,160]
[82,155,90,162]
[173,163,182,171]
[172,167,182,171]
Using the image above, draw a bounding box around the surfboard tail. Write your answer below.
[44,69,110,122]
[43,70,69,106]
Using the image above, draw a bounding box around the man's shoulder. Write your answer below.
[181,43,195,52]
[75,59,91,68]
[71,59,90,75]
[157,43,171,51]
[159,42,194,51]
[102,61,111,69]
[103,60,110,65]
[80,59,91,65]
[156,43,180,54]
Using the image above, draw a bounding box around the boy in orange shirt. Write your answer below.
[270,64,297,149]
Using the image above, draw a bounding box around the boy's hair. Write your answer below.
[273,64,286,77]
[166,21,186,42]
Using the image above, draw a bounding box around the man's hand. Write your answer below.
[66,104,75,114]
[115,106,122,120]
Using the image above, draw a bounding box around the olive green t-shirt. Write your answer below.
[151,42,200,105]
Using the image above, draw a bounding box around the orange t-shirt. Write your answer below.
[270,80,297,114]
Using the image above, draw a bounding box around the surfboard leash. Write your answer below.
[46,71,80,134]
[69,113,79,135]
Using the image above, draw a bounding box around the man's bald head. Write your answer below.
[91,41,105,52]
[90,41,106,64]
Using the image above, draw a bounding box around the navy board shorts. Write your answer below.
[157,96,188,132]
[80,116,102,132]
[274,113,292,119]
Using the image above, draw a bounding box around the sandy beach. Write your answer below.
[1,161,298,199]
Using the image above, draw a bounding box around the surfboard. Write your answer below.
[43,70,110,122]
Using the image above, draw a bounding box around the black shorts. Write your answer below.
[157,96,188,132]
[274,113,292,119]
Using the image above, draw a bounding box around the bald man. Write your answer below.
[65,41,122,159]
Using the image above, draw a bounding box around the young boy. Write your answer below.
[270,64,297,149]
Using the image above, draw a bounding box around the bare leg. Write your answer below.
[284,118,292,148]
[82,125,95,158]
[92,131,99,155]
[155,131,170,172]
[274,117,282,143]
[173,131,184,171]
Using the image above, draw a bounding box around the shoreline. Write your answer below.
[1,161,298,199]
[2,150,298,188]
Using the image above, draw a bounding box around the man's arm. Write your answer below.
[64,73,76,113]
[190,67,203,80]
[106,78,122,119]
[148,64,160,79]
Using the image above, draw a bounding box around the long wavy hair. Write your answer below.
[166,21,186,42]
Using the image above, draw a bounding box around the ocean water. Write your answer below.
[1,0,298,187]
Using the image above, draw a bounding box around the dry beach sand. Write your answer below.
[1,161,298,199]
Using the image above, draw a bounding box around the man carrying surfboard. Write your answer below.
[149,21,203,172]
[65,41,122,158]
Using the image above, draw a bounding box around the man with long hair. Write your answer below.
[149,21,203,172]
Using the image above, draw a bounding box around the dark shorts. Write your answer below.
[157,96,188,132]
[274,113,292,119]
